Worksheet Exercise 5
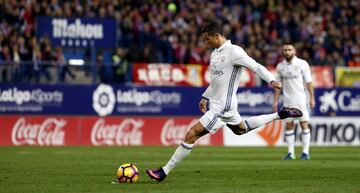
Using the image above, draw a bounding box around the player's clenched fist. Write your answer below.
[270,80,282,89]
[199,98,208,113]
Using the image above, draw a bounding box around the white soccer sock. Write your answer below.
[162,142,194,175]
[244,113,279,131]
[302,128,311,154]
[285,130,295,154]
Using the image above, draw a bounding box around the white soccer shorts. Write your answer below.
[283,103,310,123]
[199,108,242,134]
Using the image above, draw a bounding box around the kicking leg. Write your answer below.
[226,112,279,135]
[226,107,302,135]
[147,121,208,182]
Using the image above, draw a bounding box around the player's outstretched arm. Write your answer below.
[232,47,277,84]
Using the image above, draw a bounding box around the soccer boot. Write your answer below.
[278,107,303,119]
[300,153,310,160]
[283,153,296,160]
[146,168,167,182]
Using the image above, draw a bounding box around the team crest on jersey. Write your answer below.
[220,56,225,63]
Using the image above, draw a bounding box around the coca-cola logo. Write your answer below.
[161,119,211,146]
[91,118,144,146]
[11,117,66,146]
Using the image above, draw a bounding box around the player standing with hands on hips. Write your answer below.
[147,20,303,182]
[273,42,315,160]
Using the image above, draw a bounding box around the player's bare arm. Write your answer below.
[199,98,208,113]
[273,85,282,112]
[270,80,282,89]
[306,82,315,108]
[200,85,211,113]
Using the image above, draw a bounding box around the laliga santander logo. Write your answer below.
[92,84,116,116]
[257,120,283,145]
[91,118,144,146]
[11,117,66,146]
[161,119,211,145]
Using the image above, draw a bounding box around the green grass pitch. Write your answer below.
[0,146,359,193]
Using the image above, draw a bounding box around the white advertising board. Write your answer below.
[224,117,360,146]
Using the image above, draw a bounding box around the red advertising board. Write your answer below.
[0,116,223,146]
[311,66,334,88]
[133,63,190,86]
[0,116,79,146]
[132,63,258,87]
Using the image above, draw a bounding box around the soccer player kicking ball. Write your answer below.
[147,20,303,182]
[273,42,315,161]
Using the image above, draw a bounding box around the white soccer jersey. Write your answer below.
[276,56,312,105]
[202,40,276,113]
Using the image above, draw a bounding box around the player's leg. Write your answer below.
[146,121,208,182]
[297,103,311,160]
[162,121,208,175]
[283,121,296,160]
[300,121,311,160]
[147,109,224,182]
[226,107,302,135]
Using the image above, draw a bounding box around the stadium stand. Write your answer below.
[0,0,359,84]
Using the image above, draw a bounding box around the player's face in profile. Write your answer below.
[283,45,296,61]
[201,33,219,48]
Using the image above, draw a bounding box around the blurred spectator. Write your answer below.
[36,45,52,83]
[112,47,129,83]
[332,52,346,67]
[54,46,75,83]
[95,51,105,83]
[11,44,21,82]
[0,45,12,82]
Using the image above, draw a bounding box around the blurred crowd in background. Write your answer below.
[0,0,359,83]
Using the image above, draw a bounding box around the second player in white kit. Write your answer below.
[274,43,315,160]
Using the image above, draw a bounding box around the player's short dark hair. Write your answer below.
[201,20,223,35]
[283,41,296,48]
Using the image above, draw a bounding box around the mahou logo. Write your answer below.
[11,117,66,146]
[161,119,211,146]
[91,118,144,146]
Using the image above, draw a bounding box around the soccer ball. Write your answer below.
[116,163,139,183]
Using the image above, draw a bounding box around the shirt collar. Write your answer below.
[285,56,298,64]
[217,40,231,52]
